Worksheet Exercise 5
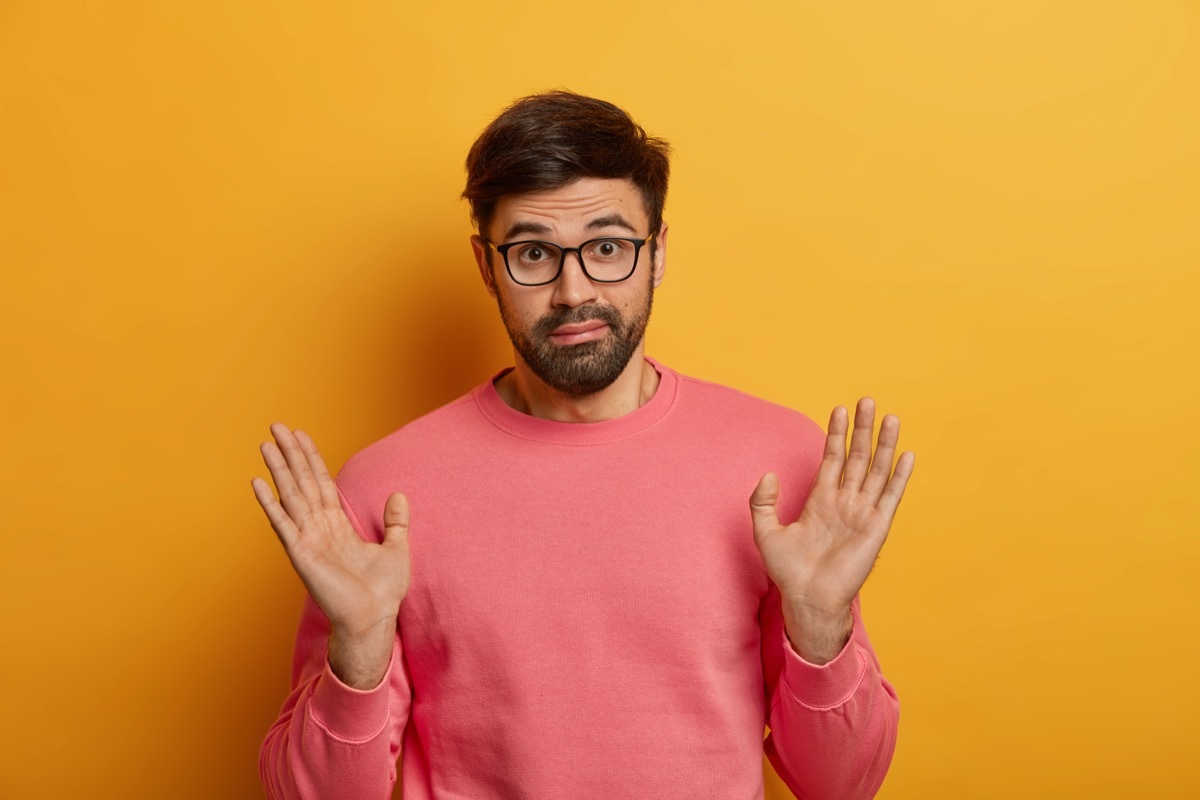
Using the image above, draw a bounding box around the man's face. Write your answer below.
[470,177,666,396]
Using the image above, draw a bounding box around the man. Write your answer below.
[252,91,913,800]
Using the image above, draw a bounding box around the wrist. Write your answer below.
[328,619,396,690]
[782,602,852,666]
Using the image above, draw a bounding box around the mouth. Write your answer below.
[548,320,611,346]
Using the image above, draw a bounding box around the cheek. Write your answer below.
[496,287,549,326]
[616,280,654,314]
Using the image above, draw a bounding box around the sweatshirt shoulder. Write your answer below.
[335,390,481,486]
[673,371,825,438]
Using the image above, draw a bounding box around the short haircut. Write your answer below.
[462,90,671,241]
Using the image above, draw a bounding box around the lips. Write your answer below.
[552,320,607,335]
[549,320,610,345]
[533,304,623,347]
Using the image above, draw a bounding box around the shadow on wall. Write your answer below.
[355,239,509,431]
[222,235,506,798]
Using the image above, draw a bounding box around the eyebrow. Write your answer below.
[500,213,638,242]
[501,221,552,240]
[585,214,637,233]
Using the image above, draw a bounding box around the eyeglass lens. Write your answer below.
[506,239,640,285]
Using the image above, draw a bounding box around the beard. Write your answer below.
[497,281,655,397]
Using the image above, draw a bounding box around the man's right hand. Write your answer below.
[251,423,410,690]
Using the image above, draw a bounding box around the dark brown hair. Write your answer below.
[462,90,671,240]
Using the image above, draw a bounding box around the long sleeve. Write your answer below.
[258,490,413,800]
[761,587,899,800]
[254,364,899,797]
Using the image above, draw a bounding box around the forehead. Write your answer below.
[490,177,647,239]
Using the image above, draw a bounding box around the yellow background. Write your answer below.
[2,1,1197,798]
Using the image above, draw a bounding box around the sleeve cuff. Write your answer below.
[779,622,868,710]
[306,657,393,743]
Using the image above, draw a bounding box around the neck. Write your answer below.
[496,349,660,423]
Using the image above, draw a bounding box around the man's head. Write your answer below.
[475,177,661,396]
[463,92,672,398]
[462,91,671,249]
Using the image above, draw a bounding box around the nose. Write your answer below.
[551,249,600,308]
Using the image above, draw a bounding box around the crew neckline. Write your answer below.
[473,357,678,445]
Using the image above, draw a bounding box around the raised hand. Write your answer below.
[750,397,914,663]
[251,423,411,688]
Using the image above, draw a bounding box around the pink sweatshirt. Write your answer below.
[260,361,898,799]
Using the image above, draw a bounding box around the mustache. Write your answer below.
[532,304,622,338]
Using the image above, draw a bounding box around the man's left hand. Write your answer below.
[750,397,914,664]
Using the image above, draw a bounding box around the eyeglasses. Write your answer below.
[485,235,654,287]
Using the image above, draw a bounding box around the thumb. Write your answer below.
[382,492,410,547]
[749,472,782,538]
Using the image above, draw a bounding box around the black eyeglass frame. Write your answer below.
[484,234,654,287]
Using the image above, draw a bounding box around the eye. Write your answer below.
[513,243,556,264]
[585,239,629,260]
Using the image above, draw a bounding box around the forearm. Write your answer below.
[781,601,853,665]
[260,598,408,800]
[329,620,397,690]
[764,596,899,800]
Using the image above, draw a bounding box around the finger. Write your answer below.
[271,422,322,505]
[294,429,341,509]
[382,492,410,547]
[251,476,300,547]
[861,413,900,502]
[842,397,876,491]
[260,438,309,520]
[814,406,849,490]
[876,451,915,518]
[749,472,782,540]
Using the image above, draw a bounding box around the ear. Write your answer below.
[650,222,668,288]
[470,234,498,298]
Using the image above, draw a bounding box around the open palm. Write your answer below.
[251,424,411,643]
[751,397,914,619]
